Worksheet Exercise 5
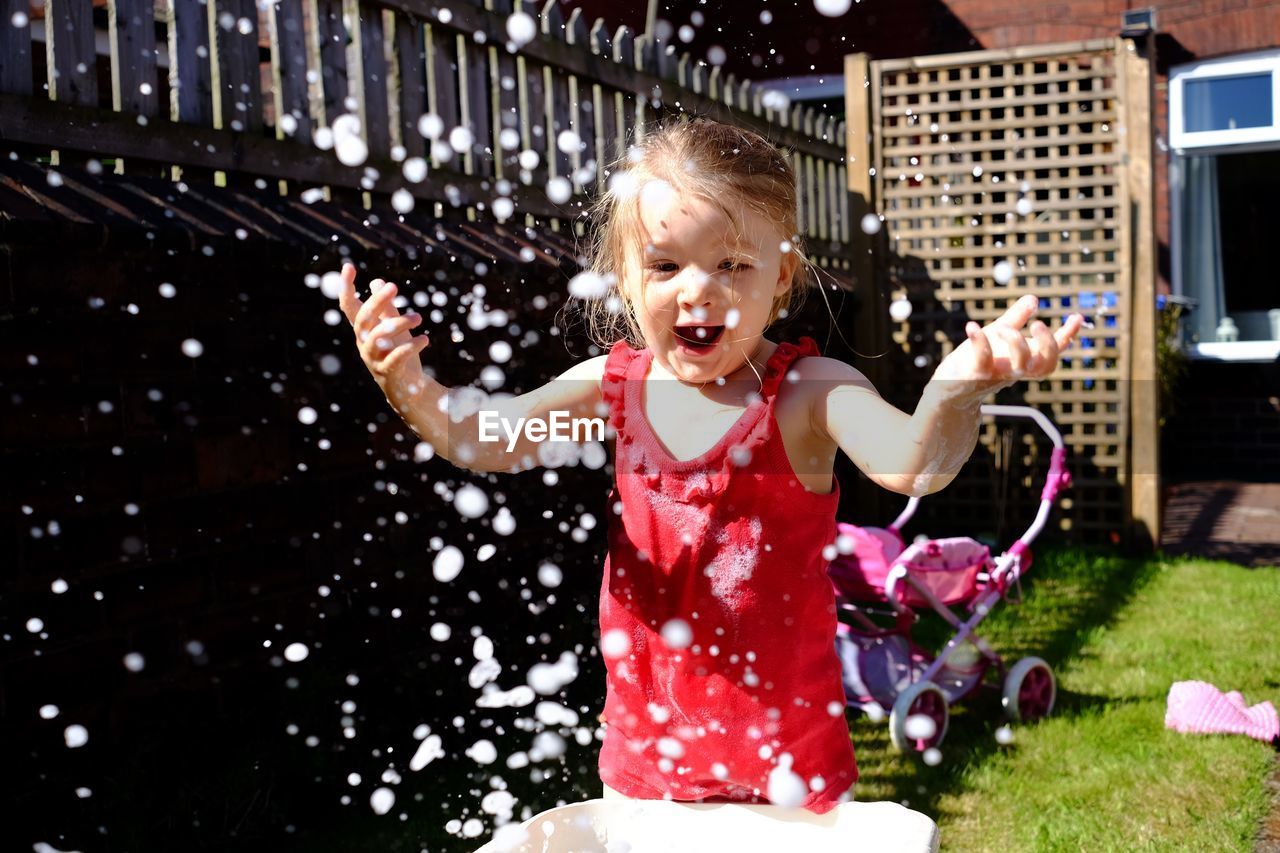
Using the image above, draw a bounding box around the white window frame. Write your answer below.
[1169,48,1280,152]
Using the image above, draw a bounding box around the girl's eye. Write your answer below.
[720,260,752,272]
[649,262,678,274]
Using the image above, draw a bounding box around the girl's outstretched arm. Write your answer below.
[808,295,1084,496]
[337,263,606,474]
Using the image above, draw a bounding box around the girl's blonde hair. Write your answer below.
[573,117,812,349]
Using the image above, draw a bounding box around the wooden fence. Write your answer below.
[0,0,855,269]
[846,39,1159,547]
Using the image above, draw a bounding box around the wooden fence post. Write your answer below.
[845,51,885,527]
[844,52,881,380]
[1121,37,1160,552]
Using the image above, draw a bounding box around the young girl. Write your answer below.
[336,119,1083,814]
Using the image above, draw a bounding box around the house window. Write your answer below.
[1169,49,1280,361]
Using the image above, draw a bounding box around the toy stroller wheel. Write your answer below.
[1002,656,1056,722]
[889,681,949,753]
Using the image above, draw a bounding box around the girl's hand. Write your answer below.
[928,295,1085,405]
[336,262,430,399]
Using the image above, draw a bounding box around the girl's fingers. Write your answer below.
[369,279,401,320]
[369,312,422,341]
[1054,313,1086,350]
[378,335,431,379]
[355,280,399,337]
[1028,319,1058,374]
[338,263,361,324]
[995,293,1038,329]
[965,321,993,372]
[994,324,1030,375]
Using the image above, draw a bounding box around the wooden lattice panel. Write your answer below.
[869,40,1135,543]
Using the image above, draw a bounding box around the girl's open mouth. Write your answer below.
[673,325,725,354]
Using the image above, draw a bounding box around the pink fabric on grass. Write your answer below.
[1164,681,1279,744]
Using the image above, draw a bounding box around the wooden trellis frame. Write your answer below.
[847,39,1159,547]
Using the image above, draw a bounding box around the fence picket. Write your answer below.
[46,0,99,106]
[315,0,349,125]
[654,35,675,81]
[425,24,460,166]
[566,8,594,192]
[0,0,33,95]
[517,54,542,164]
[541,1,571,180]
[492,46,518,180]
[634,33,655,76]
[167,0,214,125]
[357,7,391,157]
[815,156,829,241]
[395,14,426,157]
[459,35,494,176]
[690,60,705,96]
[209,0,262,132]
[108,0,159,117]
[268,0,312,141]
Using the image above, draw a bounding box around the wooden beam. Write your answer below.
[0,93,565,220]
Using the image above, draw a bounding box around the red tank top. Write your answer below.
[596,336,857,814]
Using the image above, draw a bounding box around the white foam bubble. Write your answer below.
[433,545,464,582]
[815,0,853,16]
[64,724,89,748]
[506,11,536,46]
[993,260,1014,285]
[568,270,610,299]
[370,786,395,814]
[467,739,498,764]
[766,754,808,807]
[601,629,631,659]
[454,485,489,519]
[660,618,692,650]
[546,176,572,205]
[904,713,937,741]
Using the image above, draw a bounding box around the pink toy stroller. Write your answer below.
[826,405,1073,753]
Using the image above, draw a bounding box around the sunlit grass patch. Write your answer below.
[848,547,1279,851]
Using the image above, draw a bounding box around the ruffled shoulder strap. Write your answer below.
[600,339,643,434]
[759,336,821,400]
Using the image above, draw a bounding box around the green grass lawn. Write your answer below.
[848,546,1280,851]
